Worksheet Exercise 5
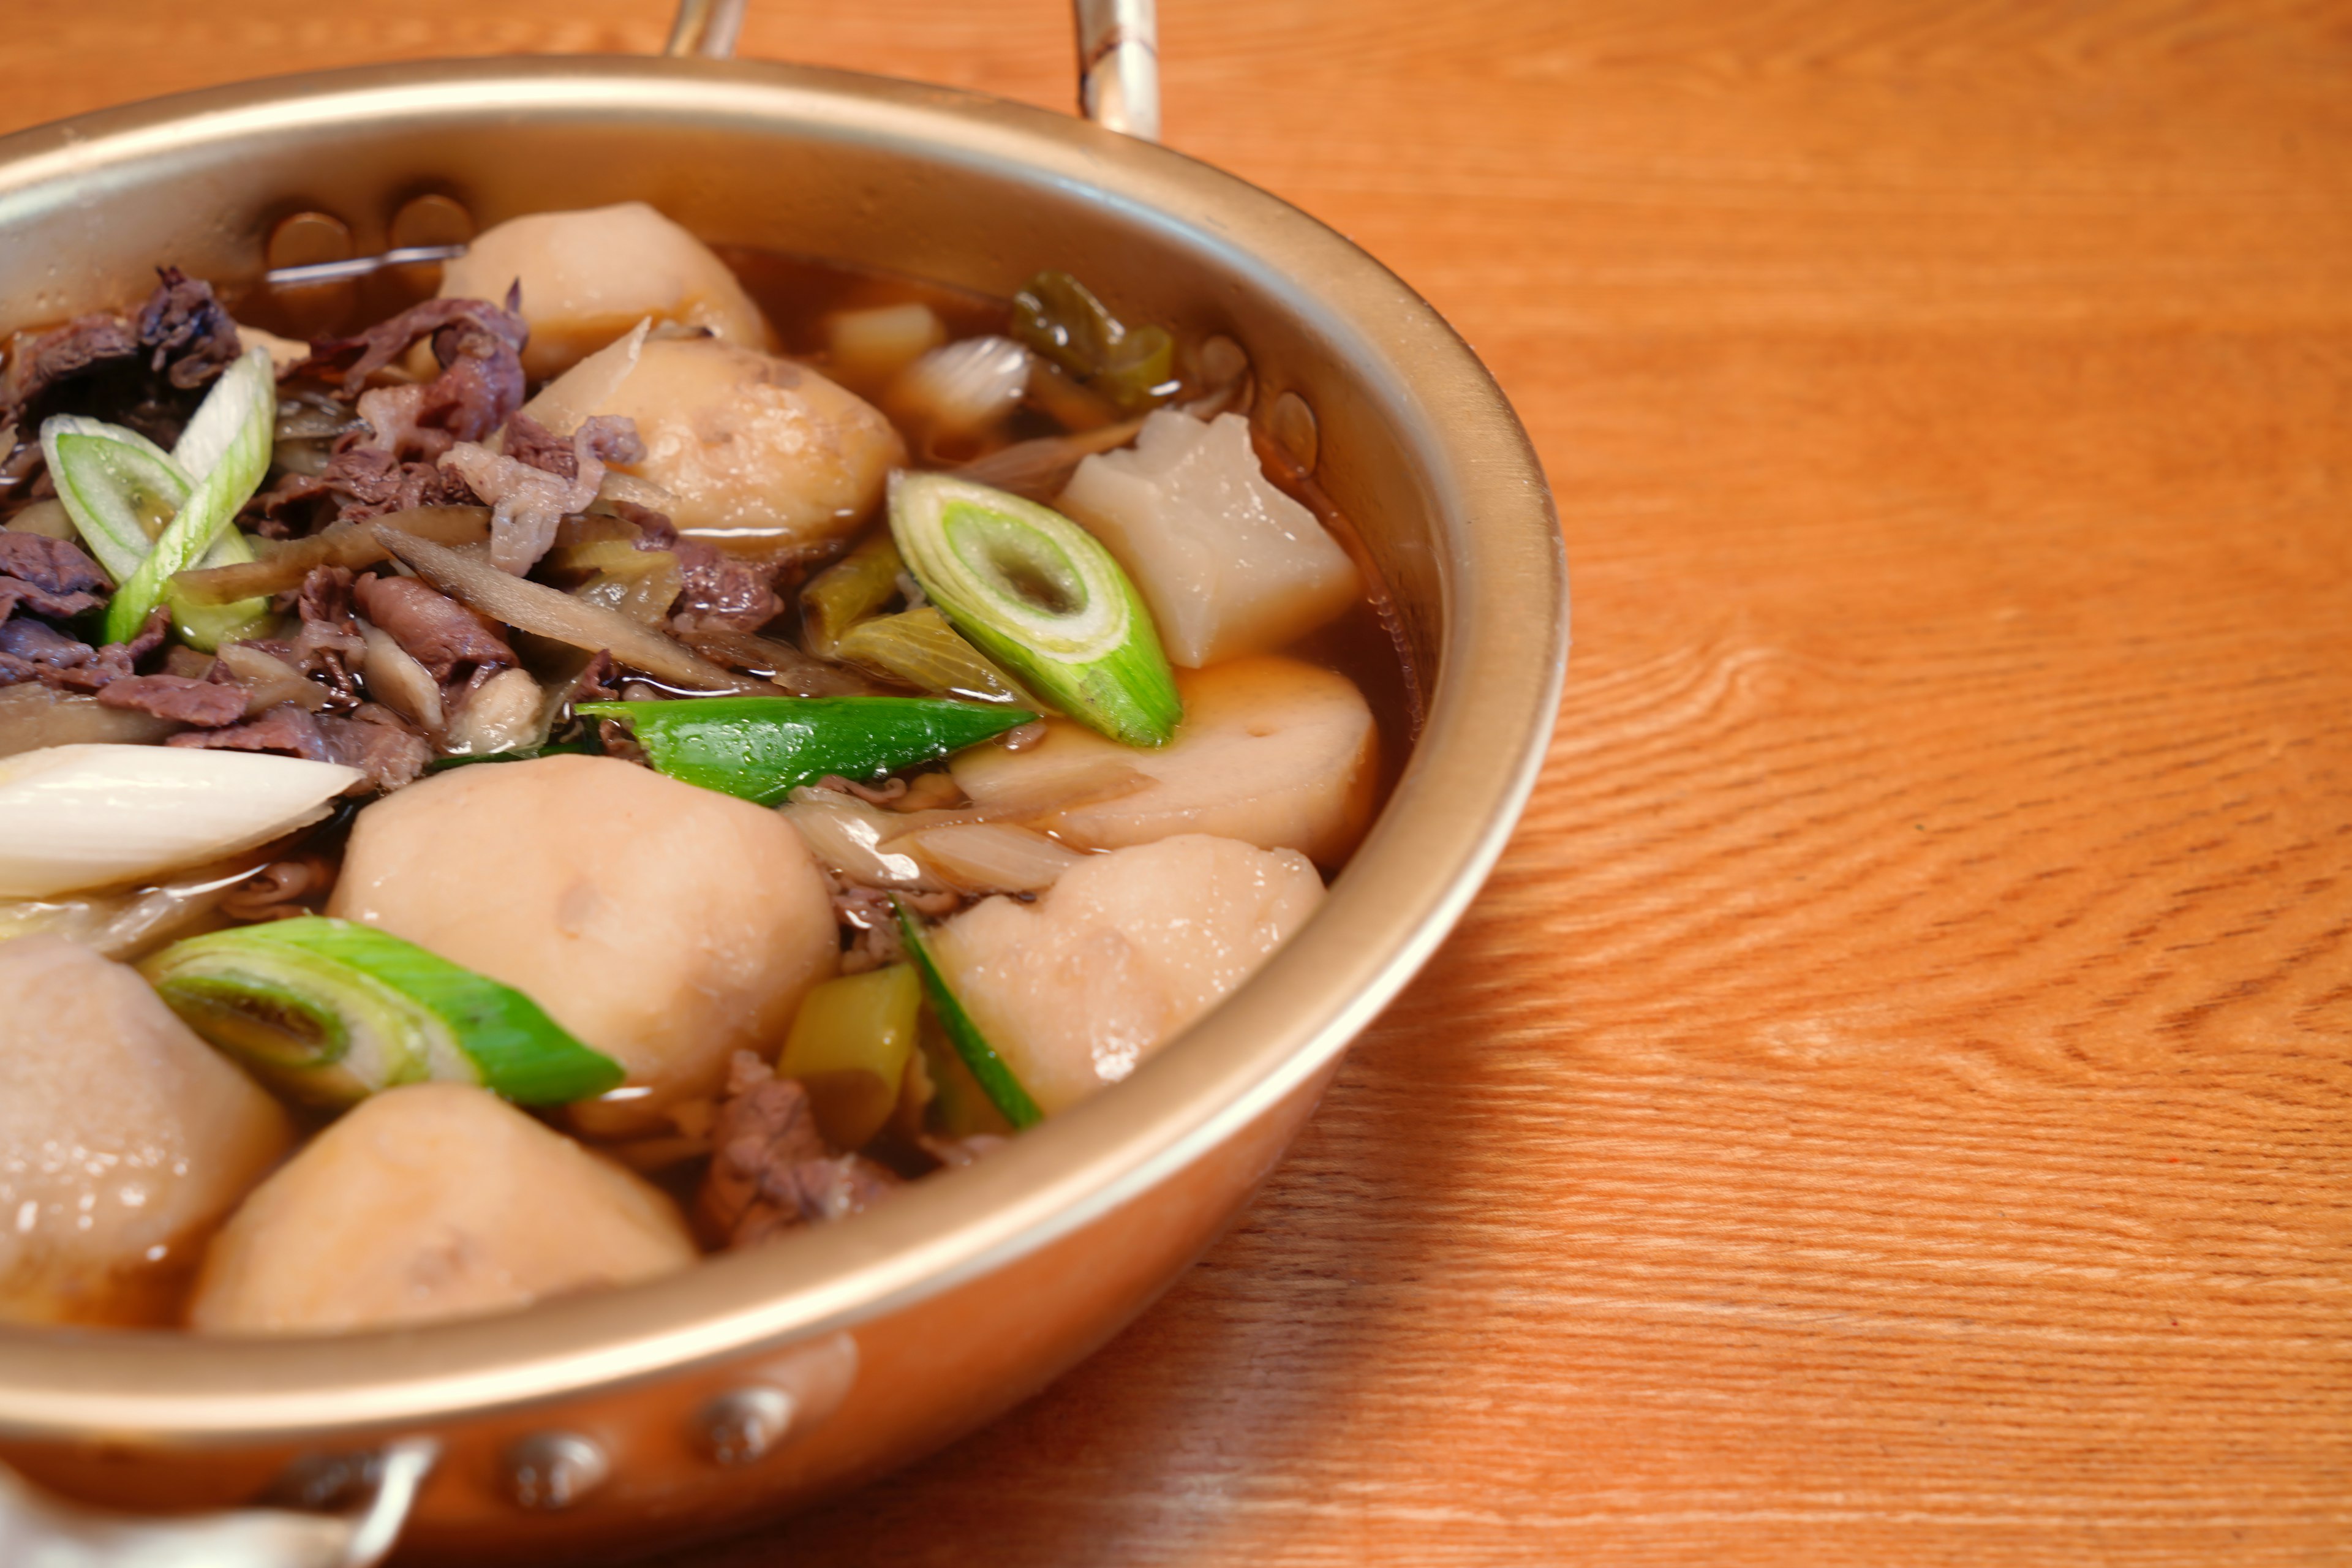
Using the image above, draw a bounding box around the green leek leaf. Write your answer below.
[578,694,1035,807]
[40,418,191,584]
[894,899,1041,1129]
[888,472,1179,747]
[143,916,623,1107]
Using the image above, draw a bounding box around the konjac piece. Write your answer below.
[1057,409,1360,668]
[188,1082,696,1333]
[0,935,292,1326]
[326,753,837,1134]
[437,202,775,379]
[925,834,1325,1114]
[951,655,1377,867]
[538,336,904,544]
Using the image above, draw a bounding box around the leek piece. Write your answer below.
[102,348,277,645]
[40,418,190,584]
[776,963,921,1148]
[578,694,1036,807]
[894,899,1041,1129]
[888,472,1180,747]
[143,916,624,1108]
[833,606,1036,706]
[799,530,905,658]
[1010,271,1177,415]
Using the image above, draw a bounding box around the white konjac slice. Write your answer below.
[188,1083,696,1334]
[1057,409,1361,668]
[438,202,775,379]
[326,754,838,1134]
[927,835,1325,1115]
[951,655,1377,867]
[536,336,903,545]
[0,935,292,1325]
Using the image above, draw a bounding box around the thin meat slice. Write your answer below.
[95,674,247,726]
[303,293,530,457]
[0,533,110,598]
[350,574,515,684]
[693,1052,899,1248]
[439,414,641,575]
[168,699,430,793]
[135,266,243,390]
[0,314,139,424]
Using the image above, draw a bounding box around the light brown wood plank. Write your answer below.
[6,1,2348,1561]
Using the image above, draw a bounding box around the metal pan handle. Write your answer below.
[0,1439,437,1568]
[666,0,1162,140]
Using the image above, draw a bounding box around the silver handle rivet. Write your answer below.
[502,1431,611,1510]
[694,1385,796,1466]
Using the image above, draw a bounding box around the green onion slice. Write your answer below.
[40,418,192,584]
[833,606,1036,707]
[894,897,1041,1129]
[99,347,278,646]
[143,916,624,1108]
[888,472,1180,747]
[578,694,1037,807]
[799,530,906,658]
[1010,270,1177,415]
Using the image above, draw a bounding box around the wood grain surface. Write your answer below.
[8,1,2351,1561]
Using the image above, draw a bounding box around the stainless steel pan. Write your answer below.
[0,2,1567,1559]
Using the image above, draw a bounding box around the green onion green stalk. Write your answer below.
[142,916,624,1108]
[578,693,1036,807]
[887,472,1180,747]
[894,897,1041,1129]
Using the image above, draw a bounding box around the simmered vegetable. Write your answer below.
[924,835,1324,1115]
[799,529,905,658]
[189,1083,696,1333]
[832,608,1035,706]
[170,505,491,606]
[0,744,360,899]
[1,936,292,1327]
[1057,409,1362,668]
[952,655,1377,867]
[326,754,839,1135]
[889,472,1180,746]
[895,897,1043,1128]
[1011,271,1176,415]
[777,962,922,1148]
[579,694,1036,807]
[144,916,625,1107]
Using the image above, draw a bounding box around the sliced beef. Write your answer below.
[693,1052,900,1249]
[0,604,168,694]
[350,573,514,684]
[0,314,140,425]
[0,577,103,626]
[134,267,243,390]
[168,699,430,793]
[95,674,247,726]
[301,293,530,457]
[288,565,368,698]
[0,533,110,599]
[253,443,482,531]
[502,412,645,480]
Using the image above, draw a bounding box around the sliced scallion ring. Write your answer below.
[143,916,625,1109]
[888,471,1180,747]
[40,417,192,584]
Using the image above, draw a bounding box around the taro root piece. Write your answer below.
[951,654,1376,867]
[0,935,292,1326]
[925,833,1324,1115]
[189,1082,696,1333]
[326,753,837,1134]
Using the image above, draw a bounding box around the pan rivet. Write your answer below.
[502,1431,610,1510]
[1269,390,1319,472]
[694,1385,796,1466]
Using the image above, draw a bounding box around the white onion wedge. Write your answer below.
[895,821,1085,894]
[0,744,360,898]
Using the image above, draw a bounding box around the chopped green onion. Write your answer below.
[40,418,190,584]
[1010,271,1177,416]
[833,606,1036,706]
[578,694,1036,807]
[894,897,1041,1129]
[101,348,277,645]
[776,962,921,1149]
[799,530,905,658]
[888,472,1180,747]
[142,916,624,1108]
[166,526,273,652]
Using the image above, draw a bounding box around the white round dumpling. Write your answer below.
[439,202,774,378]
[326,755,839,1135]
[0,935,292,1325]
[189,1083,696,1333]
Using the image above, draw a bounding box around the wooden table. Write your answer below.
[10,1,2350,1561]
